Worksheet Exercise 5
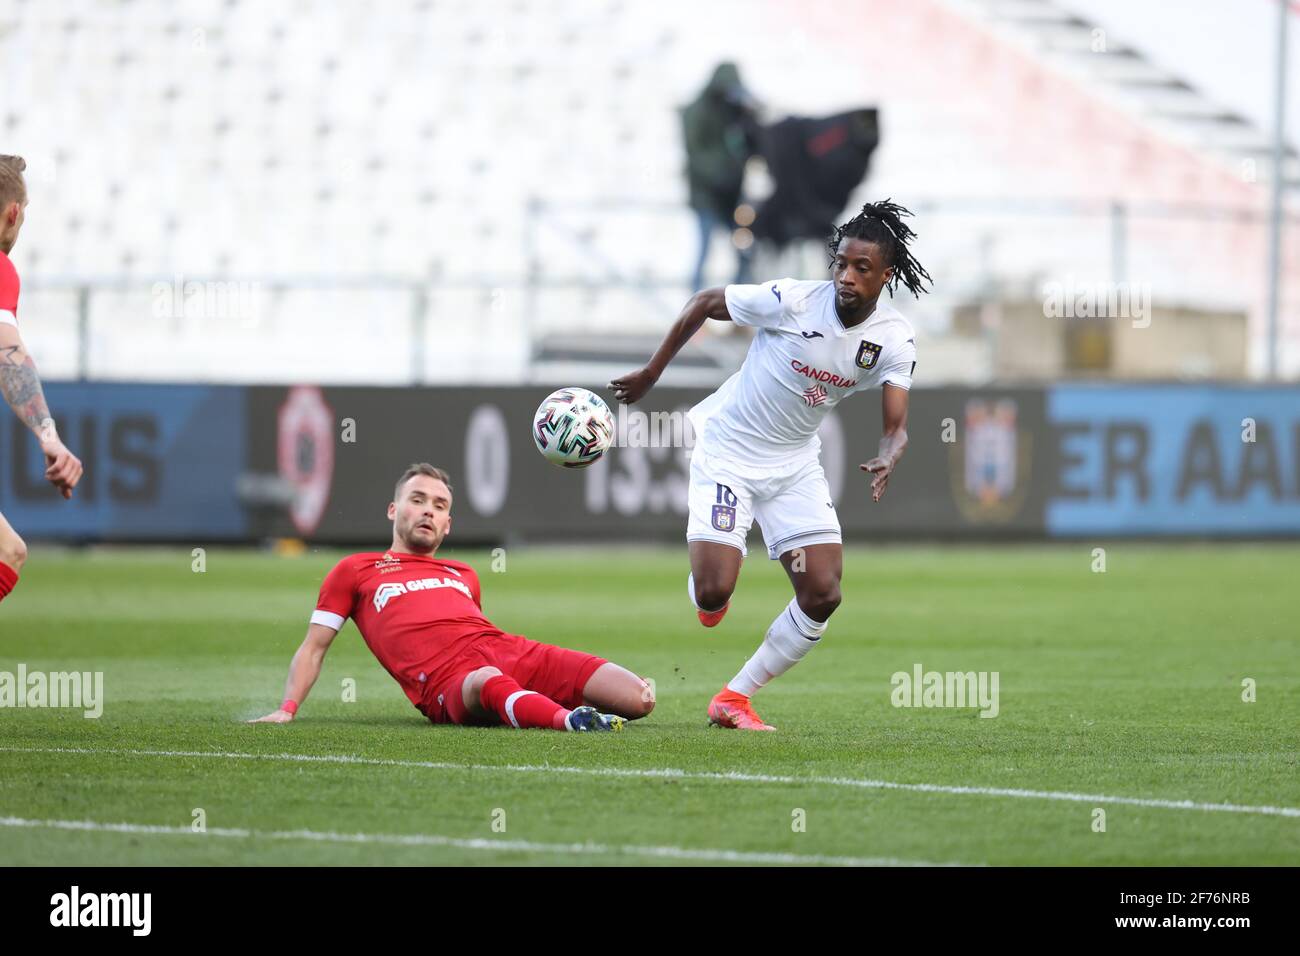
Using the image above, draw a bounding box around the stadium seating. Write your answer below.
[2,0,1295,382]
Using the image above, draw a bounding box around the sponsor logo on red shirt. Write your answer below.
[373,576,474,613]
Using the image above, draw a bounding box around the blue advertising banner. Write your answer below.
[1046,385,1300,535]
[0,384,247,540]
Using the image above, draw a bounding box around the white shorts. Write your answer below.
[686,449,842,560]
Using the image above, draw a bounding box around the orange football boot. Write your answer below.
[707,687,775,731]
[697,603,730,628]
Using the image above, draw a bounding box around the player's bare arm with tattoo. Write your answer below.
[0,153,81,605]
[0,324,82,497]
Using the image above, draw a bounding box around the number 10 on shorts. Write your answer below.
[712,484,738,532]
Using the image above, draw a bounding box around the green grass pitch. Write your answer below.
[0,543,1296,866]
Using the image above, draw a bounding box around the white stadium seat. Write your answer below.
[2,0,1295,381]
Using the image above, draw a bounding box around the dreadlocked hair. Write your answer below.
[827,198,932,298]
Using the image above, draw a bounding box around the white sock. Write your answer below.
[727,598,827,697]
[687,572,726,612]
[687,573,702,610]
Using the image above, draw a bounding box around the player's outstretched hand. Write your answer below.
[861,457,894,502]
[41,437,83,500]
[247,709,294,724]
[609,367,657,404]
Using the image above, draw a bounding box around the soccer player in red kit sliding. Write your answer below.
[251,464,654,731]
[0,155,84,607]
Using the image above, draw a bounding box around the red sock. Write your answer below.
[0,562,17,604]
[479,674,570,730]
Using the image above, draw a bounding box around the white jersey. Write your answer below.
[689,278,917,472]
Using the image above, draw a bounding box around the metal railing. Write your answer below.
[18,196,1299,384]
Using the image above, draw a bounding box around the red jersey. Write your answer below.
[0,251,19,325]
[311,550,499,711]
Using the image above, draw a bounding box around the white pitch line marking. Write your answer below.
[1,745,1297,819]
[0,815,958,867]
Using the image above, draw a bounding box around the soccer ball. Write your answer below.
[532,387,616,469]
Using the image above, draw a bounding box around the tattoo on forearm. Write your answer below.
[0,347,53,434]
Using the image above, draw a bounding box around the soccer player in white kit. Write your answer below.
[611,200,932,730]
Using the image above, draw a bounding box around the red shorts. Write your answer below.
[421,633,607,725]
